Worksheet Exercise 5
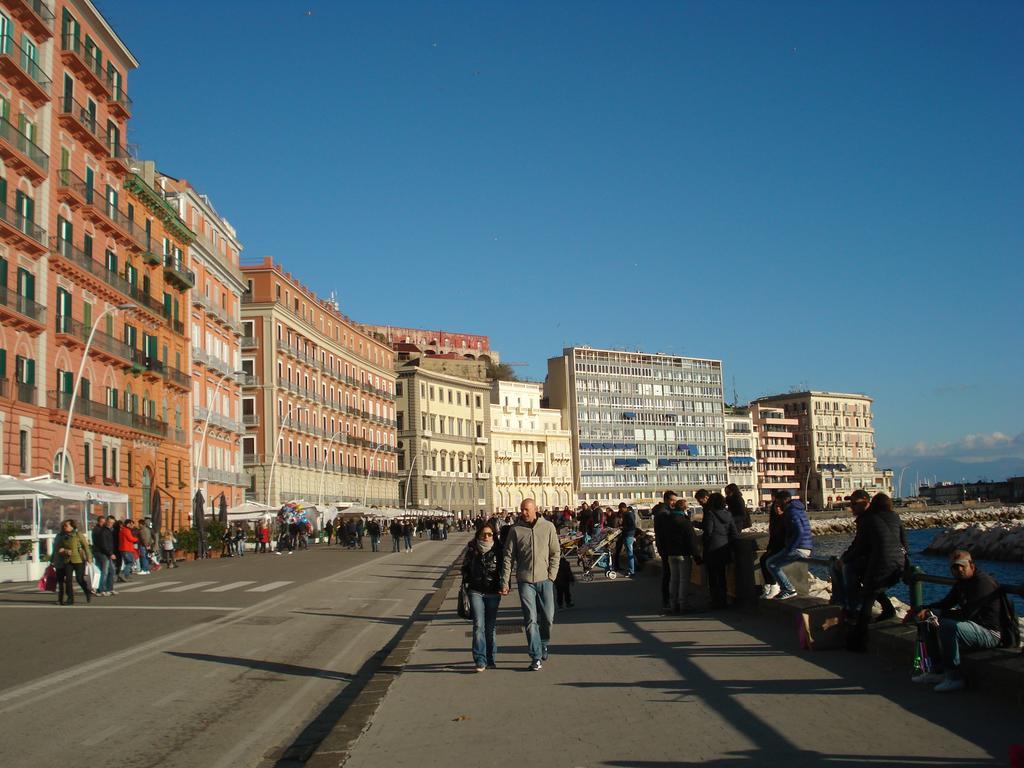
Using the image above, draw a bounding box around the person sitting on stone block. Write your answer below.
[906,549,1002,693]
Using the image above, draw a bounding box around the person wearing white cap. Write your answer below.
[907,549,1003,692]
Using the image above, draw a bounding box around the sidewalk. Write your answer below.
[342,566,1020,767]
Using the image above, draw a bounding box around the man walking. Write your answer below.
[652,491,677,611]
[91,516,116,596]
[500,498,560,671]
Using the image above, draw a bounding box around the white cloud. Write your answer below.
[879,431,1024,462]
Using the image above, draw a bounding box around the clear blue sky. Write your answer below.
[102,1,1023,464]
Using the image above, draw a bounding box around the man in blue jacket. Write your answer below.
[763,490,812,600]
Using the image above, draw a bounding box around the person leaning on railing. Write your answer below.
[906,549,1002,693]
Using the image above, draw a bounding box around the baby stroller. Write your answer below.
[578,529,621,581]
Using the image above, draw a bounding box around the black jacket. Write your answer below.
[651,503,672,553]
[620,509,636,534]
[726,493,747,528]
[389,521,402,538]
[461,541,501,594]
[555,556,576,585]
[92,525,114,557]
[927,569,1002,633]
[660,510,698,557]
[843,509,906,588]
[701,507,737,553]
[765,511,786,555]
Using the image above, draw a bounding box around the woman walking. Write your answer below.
[53,520,93,605]
[461,524,502,672]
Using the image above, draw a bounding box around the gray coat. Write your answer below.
[500,517,560,588]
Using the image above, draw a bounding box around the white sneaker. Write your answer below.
[934,676,965,693]
[761,584,781,599]
[911,672,944,684]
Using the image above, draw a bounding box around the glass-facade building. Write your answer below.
[546,347,727,504]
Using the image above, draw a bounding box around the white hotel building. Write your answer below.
[545,347,728,505]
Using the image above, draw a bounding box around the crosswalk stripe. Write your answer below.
[117,581,183,592]
[203,581,257,592]
[163,581,218,593]
[245,581,293,593]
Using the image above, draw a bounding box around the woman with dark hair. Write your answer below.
[53,520,93,605]
[701,492,738,609]
[461,524,503,671]
[724,483,751,530]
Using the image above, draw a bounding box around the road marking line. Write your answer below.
[0,604,240,611]
[0,542,462,714]
[163,581,218,593]
[246,580,293,592]
[204,580,257,592]
[83,723,123,746]
[117,581,183,592]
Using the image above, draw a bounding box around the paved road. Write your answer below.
[341,566,1022,768]
[0,535,466,768]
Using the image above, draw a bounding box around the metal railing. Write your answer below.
[0,33,52,93]
[60,33,112,91]
[0,114,48,170]
[0,284,46,324]
[196,466,250,486]
[49,390,168,437]
[0,201,46,244]
[16,381,36,404]
[801,555,1024,605]
[55,315,138,364]
[163,253,195,286]
[109,82,132,113]
[17,0,56,29]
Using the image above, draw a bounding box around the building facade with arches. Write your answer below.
[488,380,574,514]
[239,257,398,508]
[395,356,491,517]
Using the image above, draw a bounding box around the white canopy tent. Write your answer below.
[0,476,128,583]
[225,501,276,523]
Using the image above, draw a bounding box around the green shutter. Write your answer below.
[0,349,5,379]
[163,292,172,317]
[25,358,34,386]
[84,167,94,203]
[83,233,93,258]
[81,378,91,401]
[0,256,6,290]
[17,268,34,301]
[83,301,92,328]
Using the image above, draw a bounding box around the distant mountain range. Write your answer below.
[886,457,1024,496]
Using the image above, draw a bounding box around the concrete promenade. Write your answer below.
[340,563,1021,768]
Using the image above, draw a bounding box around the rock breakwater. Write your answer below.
[748,505,1024,542]
[924,519,1024,562]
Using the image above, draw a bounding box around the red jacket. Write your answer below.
[118,526,138,553]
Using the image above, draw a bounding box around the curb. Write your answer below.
[274,551,465,767]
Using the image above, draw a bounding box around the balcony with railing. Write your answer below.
[58,168,147,252]
[108,82,132,119]
[10,1,55,40]
[241,335,257,349]
[0,115,48,182]
[54,315,141,369]
[0,284,46,331]
[0,201,46,253]
[196,466,250,486]
[0,34,51,106]
[60,33,112,98]
[49,390,168,438]
[17,381,36,405]
[50,237,168,321]
[163,253,195,290]
[243,414,260,426]
[193,404,246,435]
[56,93,109,156]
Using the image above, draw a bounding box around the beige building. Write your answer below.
[396,357,491,516]
[724,406,758,509]
[752,391,890,509]
[489,380,574,513]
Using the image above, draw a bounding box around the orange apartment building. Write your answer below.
[159,168,248,514]
[749,402,800,507]
[0,0,194,528]
[240,258,399,508]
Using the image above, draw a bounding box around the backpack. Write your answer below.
[997,589,1022,651]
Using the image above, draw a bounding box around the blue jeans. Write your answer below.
[517,580,555,662]
[138,546,151,572]
[765,548,810,593]
[392,536,400,552]
[404,534,413,551]
[370,535,380,552]
[95,554,115,593]
[622,534,635,575]
[939,618,1000,672]
[120,551,136,579]
[469,591,500,667]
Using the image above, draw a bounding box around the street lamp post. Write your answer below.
[265,415,290,508]
[402,451,421,511]
[59,303,136,483]
[317,429,348,507]
[361,442,386,507]
[192,369,246,513]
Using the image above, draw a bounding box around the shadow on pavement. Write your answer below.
[166,651,355,682]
